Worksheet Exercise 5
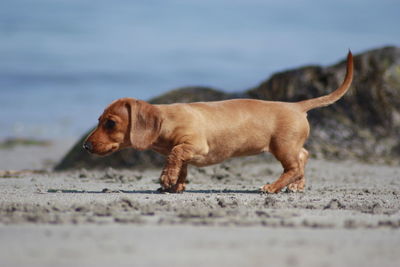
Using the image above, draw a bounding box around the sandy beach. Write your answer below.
[0,142,399,267]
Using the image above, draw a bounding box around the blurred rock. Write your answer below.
[55,46,400,170]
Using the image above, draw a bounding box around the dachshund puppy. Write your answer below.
[84,52,353,193]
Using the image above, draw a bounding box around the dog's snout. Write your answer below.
[83,141,93,152]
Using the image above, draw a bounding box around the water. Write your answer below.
[0,0,399,139]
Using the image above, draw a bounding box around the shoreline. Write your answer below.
[0,138,75,171]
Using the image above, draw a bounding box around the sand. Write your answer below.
[0,143,399,267]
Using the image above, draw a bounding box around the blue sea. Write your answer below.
[0,0,399,140]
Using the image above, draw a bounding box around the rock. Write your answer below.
[55,46,400,170]
[248,46,400,162]
[150,86,231,104]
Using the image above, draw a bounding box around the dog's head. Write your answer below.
[83,98,162,156]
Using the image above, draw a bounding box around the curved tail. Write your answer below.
[297,51,354,112]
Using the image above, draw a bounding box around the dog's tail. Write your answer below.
[297,51,353,112]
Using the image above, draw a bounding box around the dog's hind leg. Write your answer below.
[261,139,305,193]
[287,148,309,192]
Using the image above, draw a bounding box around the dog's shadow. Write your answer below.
[47,188,261,194]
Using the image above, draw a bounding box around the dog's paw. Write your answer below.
[157,183,186,194]
[286,183,299,192]
[260,184,278,194]
[286,179,305,193]
[286,183,304,193]
[160,174,174,189]
[171,183,186,193]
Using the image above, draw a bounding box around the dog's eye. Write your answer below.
[104,119,116,130]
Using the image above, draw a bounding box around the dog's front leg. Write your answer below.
[172,163,188,193]
[160,144,193,193]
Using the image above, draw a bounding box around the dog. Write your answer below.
[84,51,353,193]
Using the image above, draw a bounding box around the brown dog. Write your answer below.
[84,52,353,193]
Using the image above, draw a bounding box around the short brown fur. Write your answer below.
[85,52,353,193]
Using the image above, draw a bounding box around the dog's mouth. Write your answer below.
[87,143,120,156]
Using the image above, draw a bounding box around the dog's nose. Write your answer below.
[83,141,93,152]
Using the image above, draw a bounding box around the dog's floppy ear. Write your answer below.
[125,99,162,151]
